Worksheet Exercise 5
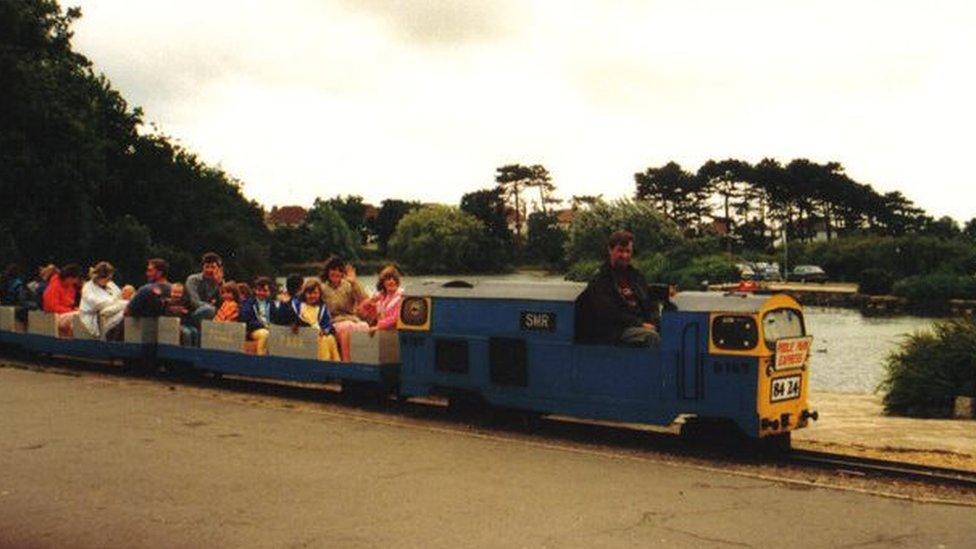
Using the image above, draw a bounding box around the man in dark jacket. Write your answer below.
[577,230,660,346]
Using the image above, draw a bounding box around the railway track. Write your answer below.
[788,449,976,490]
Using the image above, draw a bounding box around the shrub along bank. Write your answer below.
[880,318,976,418]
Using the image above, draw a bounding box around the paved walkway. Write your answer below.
[2,367,974,548]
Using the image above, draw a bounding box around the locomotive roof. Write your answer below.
[412,281,785,311]
[412,280,586,302]
[671,291,773,313]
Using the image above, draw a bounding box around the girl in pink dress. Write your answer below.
[361,265,404,332]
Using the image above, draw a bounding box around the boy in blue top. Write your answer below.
[239,276,277,355]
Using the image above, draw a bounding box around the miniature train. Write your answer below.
[0,281,816,441]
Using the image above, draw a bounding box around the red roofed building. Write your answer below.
[266,205,308,228]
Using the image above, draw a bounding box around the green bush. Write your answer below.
[880,318,976,417]
[565,199,682,263]
[390,205,500,274]
[792,235,976,281]
[667,254,740,290]
[857,268,896,296]
[564,259,602,282]
[891,274,976,302]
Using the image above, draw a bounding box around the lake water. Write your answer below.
[358,273,939,396]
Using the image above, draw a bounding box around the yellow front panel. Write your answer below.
[755,294,810,437]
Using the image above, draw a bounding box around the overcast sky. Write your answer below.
[72,0,975,220]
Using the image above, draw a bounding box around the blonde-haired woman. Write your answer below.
[79,261,128,340]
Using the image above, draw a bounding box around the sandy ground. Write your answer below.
[796,392,976,471]
[2,365,975,548]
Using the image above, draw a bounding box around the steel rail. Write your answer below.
[788,449,976,489]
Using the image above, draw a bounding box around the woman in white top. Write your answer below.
[79,261,128,339]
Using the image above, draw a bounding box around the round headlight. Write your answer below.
[400,297,429,326]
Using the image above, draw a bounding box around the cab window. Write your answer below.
[762,308,805,347]
[711,315,758,350]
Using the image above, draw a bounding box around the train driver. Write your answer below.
[576,230,661,346]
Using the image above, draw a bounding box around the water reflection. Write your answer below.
[805,307,939,395]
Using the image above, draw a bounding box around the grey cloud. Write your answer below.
[338,0,524,45]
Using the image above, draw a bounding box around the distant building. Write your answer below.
[554,208,575,230]
[265,205,308,228]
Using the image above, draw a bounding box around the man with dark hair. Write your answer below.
[127,259,172,318]
[185,252,222,325]
[577,230,660,346]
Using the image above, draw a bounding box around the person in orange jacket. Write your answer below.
[42,263,82,336]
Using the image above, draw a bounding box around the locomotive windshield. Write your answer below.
[762,308,805,347]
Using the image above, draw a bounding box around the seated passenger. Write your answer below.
[276,279,340,361]
[79,261,127,340]
[272,274,304,326]
[321,257,369,361]
[359,265,404,332]
[120,285,136,301]
[213,282,241,322]
[126,258,172,318]
[42,263,82,337]
[163,283,198,347]
[576,230,660,346]
[1,264,37,323]
[240,276,277,355]
[185,252,223,327]
[32,264,58,306]
[237,281,253,302]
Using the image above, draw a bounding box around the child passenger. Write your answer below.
[240,277,276,355]
[360,265,404,332]
[276,279,340,361]
[213,282,241,322]
[42,263,82,337]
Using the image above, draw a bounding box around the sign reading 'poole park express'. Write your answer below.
[774,336,813,371]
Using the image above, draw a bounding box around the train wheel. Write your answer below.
[680,418,743,447]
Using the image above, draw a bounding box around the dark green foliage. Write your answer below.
[880,318,976,417]
[666,254,740,289]
[389,205,502,273]
[0,1,273,281]
[792,235,976,282]
[325,195,367,242]
[565,199,682,263]
[460,187,512,265]
[525,212,566,267]
[857,268,895,296]
[305,199,359,261]
[891,274,976,302]
[374,199,421,255]
[92,215,152,285]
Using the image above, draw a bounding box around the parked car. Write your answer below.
[787,265,828,283]
[735,263,756,279]
[753,262,783,282]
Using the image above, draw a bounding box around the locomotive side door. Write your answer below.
[678,320,703,400]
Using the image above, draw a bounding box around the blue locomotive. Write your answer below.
[0,280,816,441]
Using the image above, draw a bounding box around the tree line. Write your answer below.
[1,1,273,283]
[635,159,974,247]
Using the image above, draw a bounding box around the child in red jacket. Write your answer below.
[42,264,82,336]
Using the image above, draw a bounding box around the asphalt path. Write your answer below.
[2,367,974,548]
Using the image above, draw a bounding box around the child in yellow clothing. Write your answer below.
[275,279,340,361]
